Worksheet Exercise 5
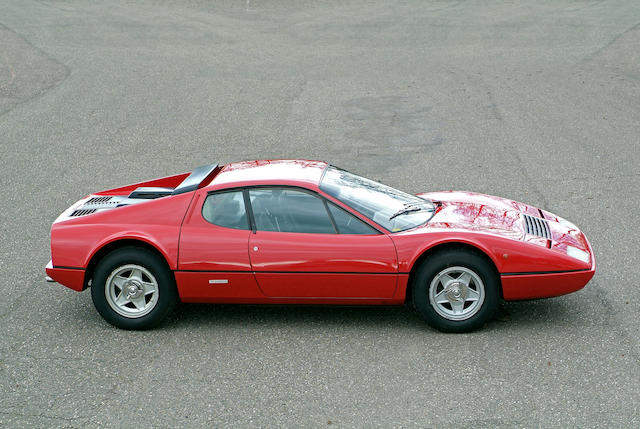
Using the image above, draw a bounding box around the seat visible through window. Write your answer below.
[202,191,248,230]
[249,188,336,234]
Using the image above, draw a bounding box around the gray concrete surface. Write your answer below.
[1,0,639,427]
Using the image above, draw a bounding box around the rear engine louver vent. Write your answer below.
[523,214,551,239]
[70,209,97,217]
[86,196,113,204]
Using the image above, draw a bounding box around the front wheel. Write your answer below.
[412,249,499,333]
[91,247,177,330]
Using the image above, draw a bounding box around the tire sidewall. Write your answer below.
[91,247,176,329]
[412,249,499,333]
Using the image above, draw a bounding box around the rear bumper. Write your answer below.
[45,260,85,292]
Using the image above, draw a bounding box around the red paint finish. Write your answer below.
[251,273,397,298]
[178,192,252,272]
[249,231,398,298]
[176,190,262,300]
[397,191,592,274]
[501,269,595,300]
[418,190,541,217]
[391,228,590,275]
[175,272,263,302]
[50,192,194,273]
[47,160,596,310]
[95,172,190,196]
[46,265,85,291]
[394,274,411,301]
[248,231,397,273]
[176,295,404,305]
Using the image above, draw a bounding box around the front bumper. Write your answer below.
[501,232,596,301]
[45,260,85,292]
[501,268,595,300]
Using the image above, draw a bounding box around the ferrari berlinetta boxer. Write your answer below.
[46,160,595,332]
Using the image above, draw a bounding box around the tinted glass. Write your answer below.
[327,202,379,235]
[249,188,336,234]
[202,191,248,230]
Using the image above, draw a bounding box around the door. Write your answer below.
[247,187,398,298]
[177,189,262,302]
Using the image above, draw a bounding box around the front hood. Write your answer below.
[417,191,526,240]
[417,191,591,260]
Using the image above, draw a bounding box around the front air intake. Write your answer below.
[523,214,551,239]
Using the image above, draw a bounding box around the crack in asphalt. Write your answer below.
[538,172,640,183]
[0,53,16,90]
[0,21,70,118]
[472,70,552,210]
[581,20,640,63]
[510,149,550,210]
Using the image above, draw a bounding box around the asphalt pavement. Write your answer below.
[1,0,639,427]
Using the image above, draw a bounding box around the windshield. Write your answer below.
[320,167,435,232]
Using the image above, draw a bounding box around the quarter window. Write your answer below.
[249,188,336,234]
[202,190,249,230]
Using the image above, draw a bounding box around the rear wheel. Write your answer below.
[91,247,177,329]
[412,249,499,333]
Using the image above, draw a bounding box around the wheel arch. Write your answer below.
[84,238,174,290]
[404,241,502,303]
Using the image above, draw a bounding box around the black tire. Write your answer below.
[412,249,499,333]
[91,247,177,330]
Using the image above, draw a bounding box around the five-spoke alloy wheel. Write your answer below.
[91,247,177,329]
[413,249,499,332]
[429,266,485,321]
[105,264,159,318]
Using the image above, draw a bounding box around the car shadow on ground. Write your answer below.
[55,285,594,333]
[168,303,425,331]
[159,296,587,333]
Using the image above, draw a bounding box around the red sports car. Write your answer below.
[46,160,595,332]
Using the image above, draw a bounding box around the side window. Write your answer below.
[202,190,248,230]
[249,188,336,234]
[327,202,379,235]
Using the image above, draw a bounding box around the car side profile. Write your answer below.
[46,160,595,332]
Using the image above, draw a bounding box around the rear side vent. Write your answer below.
[70,209,97,217]
[523,214,551,239]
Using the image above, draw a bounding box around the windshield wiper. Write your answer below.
[389,206,423,221]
